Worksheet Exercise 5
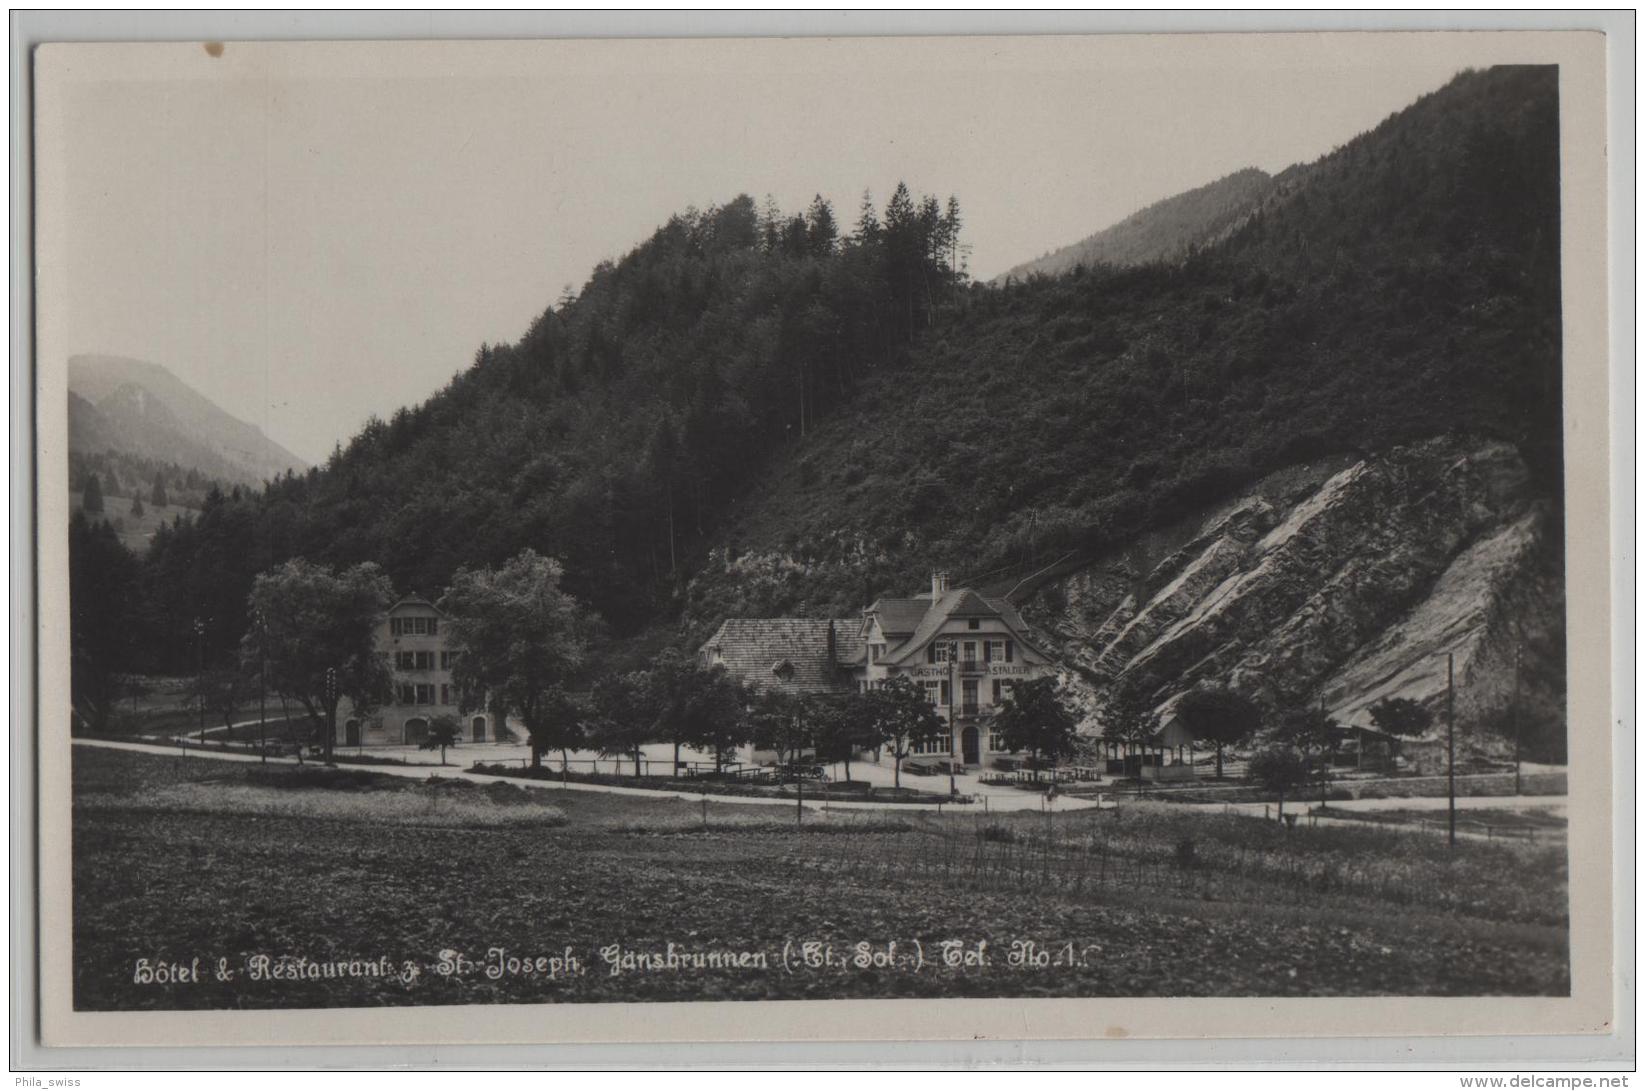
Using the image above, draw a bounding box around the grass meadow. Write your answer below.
[72,746,1569,1010]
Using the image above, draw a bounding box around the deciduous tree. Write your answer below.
[242,559,394,762]
[439,549,595,769]
[748,689,810,770]
[1367,695,1433,738]
[808,691,875,783]
[1278,705,1339,809]
[864,675,945,790]
[993,676,1079,781]
[1248,746,1311,821]
[1103,682,1159,789]
[1175,687,1262,779]
[678,665,750,774]
[588,672,654,777]
[422,714,461,766]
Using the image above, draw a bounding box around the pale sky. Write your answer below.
[37,35,1548,465]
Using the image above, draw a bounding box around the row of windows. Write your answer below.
[390,616,439,637]
[394,650,462,671]
[921,679,1013,706]
[910,733,1013,756]
[396,683,467,707]
[925,639,1014,665]
[867,638,1018,666]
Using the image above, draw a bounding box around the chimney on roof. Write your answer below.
[932,571,950,599]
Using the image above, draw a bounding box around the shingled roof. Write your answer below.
[698,618,861,694]
[867,597,932,638]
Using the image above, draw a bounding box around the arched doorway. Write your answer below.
[403,717,429,746]
[471,716,487,743]
[344,719,361,747]
[961,726,980,765]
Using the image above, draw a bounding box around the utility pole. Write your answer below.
[256,609,267,765]
[324,667,338,764]
[1512,638,1523,796]
[1446,651,1456,847]
[193,617,206,743]
[948,640,958,798]
[1318,691,1330,810]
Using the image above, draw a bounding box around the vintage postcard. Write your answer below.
[31,30,1615,1049]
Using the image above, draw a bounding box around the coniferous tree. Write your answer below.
[150,472,169,508]
[942,195,964,277]
[69,511,140,731]
[854,189,880,245]
[806,194,838,256]
[82,473,104,514]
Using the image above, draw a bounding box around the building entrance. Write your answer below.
[962,726,980,765]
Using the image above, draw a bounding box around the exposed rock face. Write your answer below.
[1023,436,1564,756]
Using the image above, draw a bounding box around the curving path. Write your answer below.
[70,737,1108,814]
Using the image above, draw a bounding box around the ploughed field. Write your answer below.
[72,747,1569,1009]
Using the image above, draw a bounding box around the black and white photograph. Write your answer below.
[29,29,1617,1049]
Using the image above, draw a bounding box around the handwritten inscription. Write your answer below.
[128,938,1103,990]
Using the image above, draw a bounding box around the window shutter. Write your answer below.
[927,644,936,664]
[1005,640,1014,662]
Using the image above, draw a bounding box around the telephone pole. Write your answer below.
[256,608,267,765]
[193,617,207,743]
[324,667,338,763]
[1446,652,1456,847]
[1512,639,1523,796]
[948,640,958,798]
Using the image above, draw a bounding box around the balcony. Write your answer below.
[957,659,988,674]
[958,702,981,717]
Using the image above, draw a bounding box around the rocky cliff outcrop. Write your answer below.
[1024,436,1564,758]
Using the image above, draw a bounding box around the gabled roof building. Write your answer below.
[698,573,1057,768]
[333,595,497,749]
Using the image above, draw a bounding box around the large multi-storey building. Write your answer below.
[698,573,1056,768]
[334,595,494,748]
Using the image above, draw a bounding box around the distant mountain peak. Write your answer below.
[67,353,307,487]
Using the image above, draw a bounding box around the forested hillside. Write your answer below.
[83,185,970,675]
[73,66,1562,711]
[993,167,1275,282]
[686,66,1560,631]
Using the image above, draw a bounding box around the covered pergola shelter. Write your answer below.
[1331,722,1403,769]
[1099,711,1199,782]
